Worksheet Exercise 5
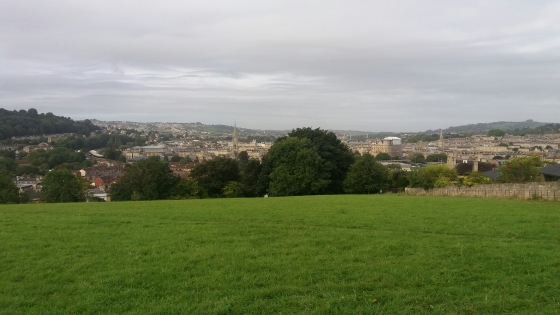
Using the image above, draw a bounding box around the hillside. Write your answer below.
[424,120,547,134]
[0,108,100,140]
[1,195,559,314]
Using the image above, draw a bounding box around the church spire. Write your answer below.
[232,121,239,158]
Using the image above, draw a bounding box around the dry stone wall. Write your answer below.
[405,182,560,200]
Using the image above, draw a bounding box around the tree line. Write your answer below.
[0,108,100,140]
[104,128,466,201]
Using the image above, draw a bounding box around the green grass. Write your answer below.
[1,195,559,314]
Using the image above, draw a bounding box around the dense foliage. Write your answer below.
[265,137,330,196]
[464,171,493,187]
[498,155,543,183]
[375,152,392,161]
[0,108,99,140]
[428,120,545,134]
[409,165,458,190]
[506,123,560,136]
[110,157,180,201]
[41,169,88,203]
[0,169,20,204]
[56,134,144,151]
[276,127,354,194]
[487,129,505,137]
[343,154,390,194]
[406,134,440,143]
[240,159,263,197]
[25,148,88,173]
[189,157,240,198]
[170,179,207,199]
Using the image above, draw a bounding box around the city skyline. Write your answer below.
[1,1,559,131]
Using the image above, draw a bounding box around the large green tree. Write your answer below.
[0,169,20,204]
[190,157,240,198]
[390,170,410,192]
[240,159,263,197]
[266,137,329,196]
[110,157,180,201]
[270,127,354,194]
[0,156,17,174]
[291,128,354,193]
[343,154,391,194]
[237,151,249,168]
[499,155,542,183]
[375,152,392,161]
[170,178,207,199]
[41,169,88,203]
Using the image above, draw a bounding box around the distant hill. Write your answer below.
[0,108,100,140]
[424,120,548,134]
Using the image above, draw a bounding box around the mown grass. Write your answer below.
[1,195,559,314]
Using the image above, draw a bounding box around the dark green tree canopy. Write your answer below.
[0,156,18,174]
[266,137,329,196]
[169,178,207,199]
[487,129,506,137]
[375,152,392,161]
[110,157,180,201]
[0,150,16,160]
[41,169,88,203]
[284,127,354,194]
[240,159,263,197]
[0,108,100,140]
[344,154,391,194]
[0,169,20,204]
[190,157,240,198]
[237,151,249,164]
[56,133,143,151]
[23,147,86,172]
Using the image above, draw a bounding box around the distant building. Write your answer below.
[370,137,403,157]
[540,163,560,181]
[86,188,110,201]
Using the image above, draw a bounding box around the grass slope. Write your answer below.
[1,195,559,314]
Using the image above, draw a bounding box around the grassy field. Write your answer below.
[1,195,559,314]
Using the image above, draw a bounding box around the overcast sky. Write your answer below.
[1,1,559,131]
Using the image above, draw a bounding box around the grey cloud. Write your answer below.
[0,0,559,131]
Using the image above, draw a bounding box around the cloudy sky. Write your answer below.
[1,1,559,131]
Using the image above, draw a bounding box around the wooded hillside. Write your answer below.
[0,108,99,140]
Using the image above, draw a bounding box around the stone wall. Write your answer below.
[405,182,560,200]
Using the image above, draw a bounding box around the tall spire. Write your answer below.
[232,121,239,158]
[438,129,444,149]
